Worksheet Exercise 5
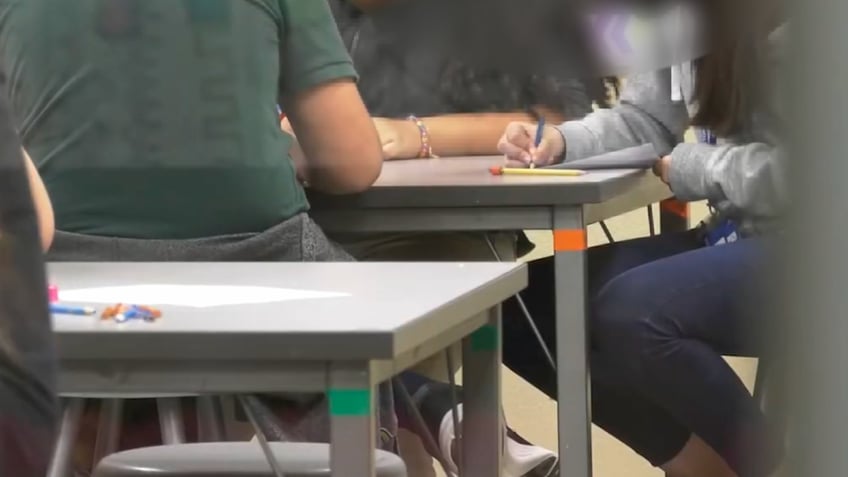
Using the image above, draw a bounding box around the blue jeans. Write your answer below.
[502,232,783,477]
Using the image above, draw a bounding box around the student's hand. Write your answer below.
[373,118,421,160]
[280,117,294,136]
[497,122,565,168]
[653,155,672,184]
[280,117,309,185]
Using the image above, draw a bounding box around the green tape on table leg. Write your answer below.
[471,324,498,352]
[329,388,371,416]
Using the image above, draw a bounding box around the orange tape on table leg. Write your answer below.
[553,229,587,252]
[661,199,690,218]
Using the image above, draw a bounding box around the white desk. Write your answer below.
[51,261,527,477]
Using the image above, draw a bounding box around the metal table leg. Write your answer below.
[156,397,186,444]
[197,396,227,442]
[552,206,592,477]
[92,398,123,465]
[330,362,376,477]
[47,398,86,477]
[461,306,503,477]
[659,199,690,233]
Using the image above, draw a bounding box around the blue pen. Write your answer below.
[50,304,96,316]
[531,116,546,168]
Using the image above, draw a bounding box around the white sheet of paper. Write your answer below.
[59,284,350,308]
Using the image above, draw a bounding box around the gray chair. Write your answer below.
[92,442,407,477]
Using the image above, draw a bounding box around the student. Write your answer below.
[0,0,386,472]
[321,0,611,379]
[497,3,786,477]
[327,0,615,263]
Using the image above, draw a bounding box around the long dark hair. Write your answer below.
[690,0,777,136]
[332,0,619,118]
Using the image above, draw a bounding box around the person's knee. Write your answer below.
[591,272,672,365]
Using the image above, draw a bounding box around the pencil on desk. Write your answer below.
[489,166,586,177]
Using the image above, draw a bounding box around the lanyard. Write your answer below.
[698,128,717,145]
[698,128,739,245]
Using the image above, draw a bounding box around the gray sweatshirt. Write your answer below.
[555,25,788,237]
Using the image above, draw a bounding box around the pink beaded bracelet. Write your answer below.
[407,115,438,158]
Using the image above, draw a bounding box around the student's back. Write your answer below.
[0,0,382,241]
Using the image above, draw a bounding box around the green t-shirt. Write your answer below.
[0,0,356,239]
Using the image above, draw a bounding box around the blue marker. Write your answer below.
[50,304,96,316]
[531,116,546,168]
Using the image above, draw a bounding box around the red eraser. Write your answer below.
[47,285,58,303]
[489,165,503,176]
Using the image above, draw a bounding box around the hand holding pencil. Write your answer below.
[497,119,566,168]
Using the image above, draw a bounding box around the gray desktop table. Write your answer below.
[50,261,528,477]
[310,156,688,477]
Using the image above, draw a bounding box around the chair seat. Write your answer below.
[93,442,407,477]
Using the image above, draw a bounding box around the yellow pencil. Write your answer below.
[489,166,586,177]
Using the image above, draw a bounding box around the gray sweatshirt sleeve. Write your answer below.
[668,25,787,217]
[554,70,690,161]
[668,141,786,216]
[555,24,787,220]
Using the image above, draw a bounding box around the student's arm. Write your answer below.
[666,141,786,218]
[377,109,566,160]
[553,71,690,162]
[22,150,53,251]
[499,71,690,167]
[278,0,382,194]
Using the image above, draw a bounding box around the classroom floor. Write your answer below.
[447,202,759,477]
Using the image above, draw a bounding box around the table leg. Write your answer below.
[197,396,227,442]
[92,398,123,465]
[156,397,186,444]
[553,206,592,477]
[461,306,503,477]
[47,398,85,477]
[329,362,376,477]
[659,199,690,233]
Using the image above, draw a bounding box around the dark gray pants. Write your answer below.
[48,213,351,262]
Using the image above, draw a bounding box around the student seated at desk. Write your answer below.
[326,0,617,263]
[317,0,612,379]
[0,0,388,472]
[497,5,787,477]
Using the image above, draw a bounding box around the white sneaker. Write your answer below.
[438,404,559,477]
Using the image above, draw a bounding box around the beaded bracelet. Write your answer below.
[407,115,438,158]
